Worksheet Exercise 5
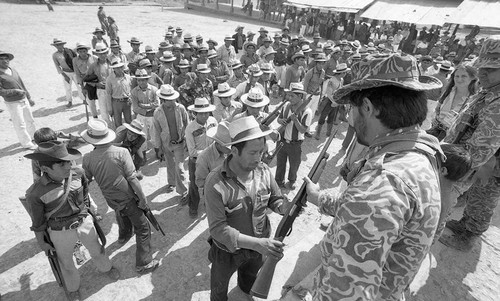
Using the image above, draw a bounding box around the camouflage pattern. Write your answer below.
[473,38,500,69]
[444,84,500,234]
[313,127,442,301]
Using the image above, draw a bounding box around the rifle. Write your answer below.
[142,207,166,236]
[261,101,288,127]
[262,96,312,164]
[250,130,338,299]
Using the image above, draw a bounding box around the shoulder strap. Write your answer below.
[44,172,73,219]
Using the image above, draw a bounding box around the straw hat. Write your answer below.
[178,59,191,69]
[224,35,235,41]
[144,45,155,54]
[314,53,327,62]
[284,82,307,94]
[133,69,151,79]
[157,84,179,100]
[160,51,176,62]
[109,57,125,68]
[94,43,109,54]
[227,116,273,145]
[25,140,81,162]
[207,121,231,148]
[123,120,145,136]
[76,42,91,50]
[80,119,117,145]
[196,63,211,74]
[128,37,143,44]
[333,53,442,104]
[138,58,152,69]
[247,64,263,77]
[241,87,269,108]
[229,59,243,70]
[258,27,268,33]
[260,62,274,74]
[207,49,218,59]
[291,51,305,61]
[188,97,216,112]
[51,38,66,46]
[214,82,236,98]
[440,61,453,71]
[110,40,120,48]
[334,63,350,74]
[93,27,105,35]
[0,50,14,60]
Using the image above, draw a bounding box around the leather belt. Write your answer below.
[170,139,184,145]
[284,139,303,144]
[112,97,130,102]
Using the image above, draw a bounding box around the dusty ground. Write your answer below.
[0,3,499,301]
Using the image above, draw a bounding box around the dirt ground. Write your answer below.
[0,3,499,301]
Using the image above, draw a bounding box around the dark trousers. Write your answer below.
[208,242,262,301]
[188,157,200,214]
[342,125,356,150]
[318,105,339,125]
[115,201,152,267]
[112,99,132,128]
[275,140,302,184]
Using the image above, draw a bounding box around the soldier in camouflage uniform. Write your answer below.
[305,54,445,300]
[439,38,500,252]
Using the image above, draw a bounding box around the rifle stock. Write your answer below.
[143,208,166,236]
[250,130,338,298]
[261,101,288,127]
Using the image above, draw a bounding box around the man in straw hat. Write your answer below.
[114,119,147,179]
[439,37,500,252]
[232,25,246,54]
[85,43,112,126]
[275,82,312,190]
[195,121,231,207]
[108,39,128,70]
[282,51,305,90]
[213,82,241,122]
[106,57,132,128]
[131,58,163,89]
[302,53,444,300]
[126,37,144,75]
[232,87,269,122]
[153,84,189,194]
[190,63,214,104]
[240,41,260,69]
[172,58,191,89]
[191,43,210,73]
[207,49,230,88]
[158,51,177,85]
[25,140,119,301]
[144,45,159,75]
[0,50,37,150]
[73,42,98,117]
[204,116,287,300]
[303,52,326,115]
[130,68,159,151]
[217,35,236,65]
[91,27,108,49]
[97,5,109,34]
[233,64,265,101]
[227,59,247,88]
[51,38,81,108]
[185,97,218,217]
[81,119,159,274]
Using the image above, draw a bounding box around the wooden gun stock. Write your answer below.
[251,130,337,298]
[261,101,288,127]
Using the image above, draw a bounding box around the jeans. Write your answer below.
[162,141,188,195]
[275,141,302,184]
[188,157,200,213]
[208,242,262,301]
[48,215,112,292]
[318,105,339,125]
[115,201,153,267]
[5,99,36,147]
[112,99,132,128]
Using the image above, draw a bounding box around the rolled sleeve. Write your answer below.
[205,174,241,253]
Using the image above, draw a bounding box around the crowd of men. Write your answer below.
[1,5,499,301]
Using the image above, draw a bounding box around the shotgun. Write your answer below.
[143,207,166,236]
[261,101,288,127]
[250,130,338,299]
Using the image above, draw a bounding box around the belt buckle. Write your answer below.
[68,219,81,230]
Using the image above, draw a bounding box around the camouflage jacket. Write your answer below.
[313,126,442,301]
[445,85,500,171]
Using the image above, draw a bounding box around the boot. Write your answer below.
[315,124,323,140]
[438,230,479,252]
[326,123,334,136]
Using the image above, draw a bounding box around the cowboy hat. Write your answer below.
[227,116,273,145]
[314,53,327,62]
[165,32,173,38]
[157,84,179,100]
[474,37,500,69]
[94,43,109,54]
[284,82,307,94]
[214,82,236,98]
[188,97,216,113]
[178,59,191,69]
[313,32,321,39]
[93,27,105,35]
[260,62,274,74]
[241,88,269,108]
[0,50,14,60]
[196,63,211,74]
[229,59,243,70]
[175,27,183,33]
[262,48,277,57]
[80,119,117,145]
[207,38,218,46]
[144,45,155,54]
[160,51,176,62]
[247,64,263,77]
[235,25,244,32]
[51,38,66,46]
[258,27,268,33]
[109,57,125,68]
[333,53,442,104]
[439,61,453,71]
[76,42,91,50]
[334,63,350,73]
[184,33,193,42]
[128,37,143,44]
[207,121,231,148]
[198,43,209,52]
[207,49,218,59]
[138,58,152,68]
[123,120,146,136]
[133,68,151,79]
[110,40,120,48]
[263,36,272,43]
[196,34,203,41]
[159,41,170,49]
[244,42,257,50]
[291,51,305,61]
[25,140,82,162]
[224,35,235,41]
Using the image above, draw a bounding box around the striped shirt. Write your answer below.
[280,102,313,141]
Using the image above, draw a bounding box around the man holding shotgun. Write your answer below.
[205,116,287,301]
[304,54,445,300]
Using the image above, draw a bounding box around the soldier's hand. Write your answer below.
[137,199,148,210]
[256,238,285,258]
[277,118,287,126]
[304,177,320,206]
[14,89,26,97]
[39,242,55,253]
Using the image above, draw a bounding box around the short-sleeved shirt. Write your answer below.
[280,102,313,141]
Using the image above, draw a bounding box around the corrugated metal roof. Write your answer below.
[360,0,459,25]
[447,0,500,28]
[285,0,375,13]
